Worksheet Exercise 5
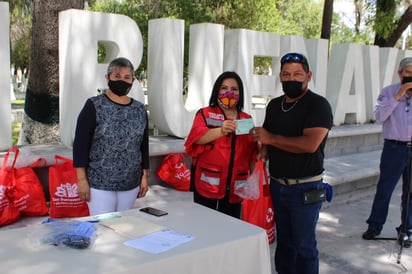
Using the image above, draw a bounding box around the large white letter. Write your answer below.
[327,43,366,125]
[379,47,401,89]
[280,35,329,96]
[59,9,143,145]
[147,18,193,138]
[362,45,380,122]
[224,29,280,126]
[185,23,225,112]
[0,2,11,150]
[304,38,329,96]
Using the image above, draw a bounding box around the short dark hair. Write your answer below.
[209,71,244,111]
[280,52,310,72]
[107,57,134,76]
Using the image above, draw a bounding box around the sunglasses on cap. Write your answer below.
[280,53,310,71]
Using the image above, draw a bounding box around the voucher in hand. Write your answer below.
[235,118,254,135]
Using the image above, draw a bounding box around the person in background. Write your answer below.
[362,57,412,248]
[184,71,257,219]
[73,57,149,216]
[251,52,333,274]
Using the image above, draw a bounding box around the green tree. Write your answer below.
[6,0,32,70]
[275,0,323,38]
[11,34,30,70]
[373,1,412,47]
[90,0,327,74]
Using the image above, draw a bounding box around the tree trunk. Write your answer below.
[354,0,363,35]
[320,0,334,40]
[20,0,84,145]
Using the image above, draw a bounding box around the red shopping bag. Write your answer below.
[156,153,190,191]
[2,147,49,217]
[13,156,49,216]
[0,147,21,226]
[49,155,89,218]
[242,160,275,244]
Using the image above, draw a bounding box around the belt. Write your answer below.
[270,174,323,185]
[385,139,412,147]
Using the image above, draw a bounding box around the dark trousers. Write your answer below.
[271,179,323,274]
[366,140,412,235]
[193,188,241,219]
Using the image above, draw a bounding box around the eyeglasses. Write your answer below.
[280,53,310,71]
[406,97,410,112]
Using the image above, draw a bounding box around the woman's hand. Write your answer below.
[221,120,237,136]
[76,167,90,201]
[77,178,91,202]
[138,175,149,198]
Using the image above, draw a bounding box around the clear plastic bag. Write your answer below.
[37,220,97,249]
[234,162,263,200]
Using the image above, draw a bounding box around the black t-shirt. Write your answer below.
[263,90,333,178]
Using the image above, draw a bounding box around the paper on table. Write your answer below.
[99,215,165,239]
[124,229,195,254]
[235,118,254,135]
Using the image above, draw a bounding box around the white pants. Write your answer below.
[88,186,140,216]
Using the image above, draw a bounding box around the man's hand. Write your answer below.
[250,126,272,145]
[395,81,412,101]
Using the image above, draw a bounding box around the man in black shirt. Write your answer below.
[251,52,333,274]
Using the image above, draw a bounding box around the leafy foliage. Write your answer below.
[11,33,30,69]
[89,0,325,75]
[6,0,32,70]
[276,0,323,38]
[8,0,412,78]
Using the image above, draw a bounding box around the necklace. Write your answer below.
[281,97,298,112]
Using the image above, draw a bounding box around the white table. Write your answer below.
[0,200,271,274]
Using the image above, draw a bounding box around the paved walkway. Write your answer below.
[309,184,411,274]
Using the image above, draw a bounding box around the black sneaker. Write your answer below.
[362,229,380,240]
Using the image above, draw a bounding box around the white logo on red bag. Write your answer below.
[54,183,79,197]
[175,169,190,180]
[266,207,274,224]
[0,185,5,199]
[0,185,15,207]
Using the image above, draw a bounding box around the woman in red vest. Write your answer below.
[185,71,257,218]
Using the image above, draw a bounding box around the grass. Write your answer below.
[11,100,24,145]
[12,122,21,145]
[12,99,25,106]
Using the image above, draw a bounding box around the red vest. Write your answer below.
[193,106,256,203]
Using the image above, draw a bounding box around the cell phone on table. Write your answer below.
[139,207,168,217]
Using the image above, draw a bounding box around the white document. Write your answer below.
[124,229,195,254]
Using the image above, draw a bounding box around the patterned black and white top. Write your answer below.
[73,94,149,191]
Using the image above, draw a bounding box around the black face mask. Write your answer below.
[402,76,412,84]
[282,80,304,98]
[108,80,133,96]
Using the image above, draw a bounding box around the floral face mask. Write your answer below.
[217,90,239,109]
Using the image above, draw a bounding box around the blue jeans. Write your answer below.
[366,140,412,236]
[271,179,323,274]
